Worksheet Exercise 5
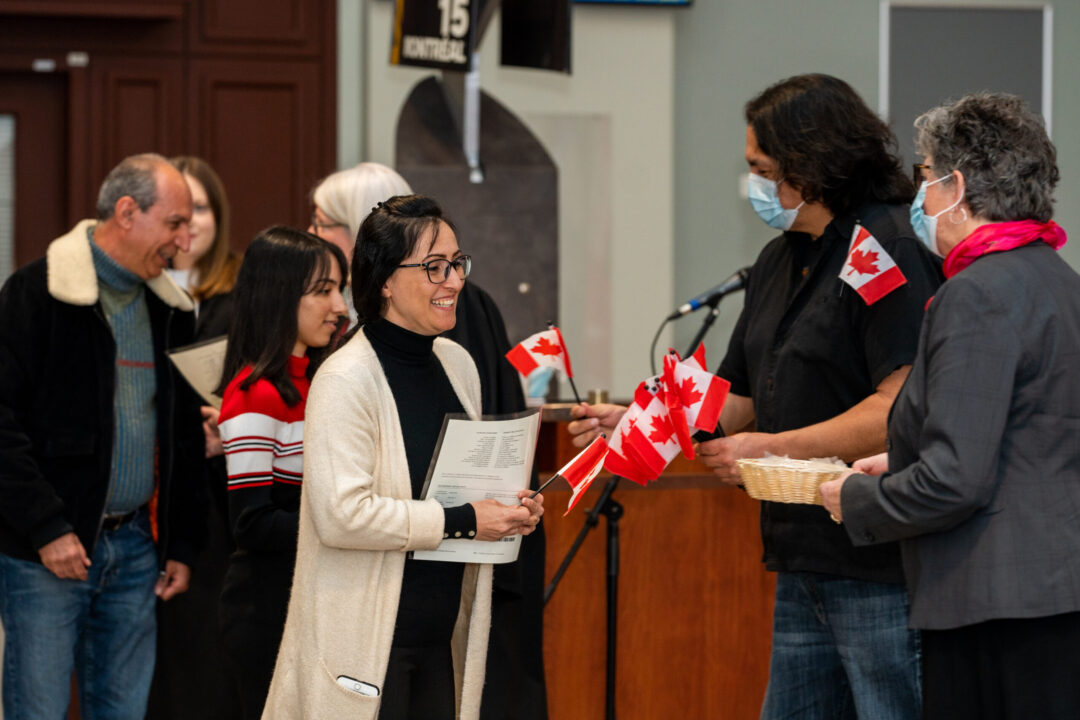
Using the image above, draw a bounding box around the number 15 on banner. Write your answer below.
[438,0,470,38]
[392,0,477,71]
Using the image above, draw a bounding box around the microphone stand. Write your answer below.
[684,294,724,359]
[544,474,623,720]
[540,286,737,719]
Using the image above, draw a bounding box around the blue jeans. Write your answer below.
[761,572,921,720]
[0,511,159,720]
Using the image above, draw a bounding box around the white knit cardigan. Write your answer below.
[262,330,492,719]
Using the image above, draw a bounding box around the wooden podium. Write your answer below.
[537,410,776,719]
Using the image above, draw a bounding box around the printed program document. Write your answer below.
[412,409,542,564]
[166,336,227,409]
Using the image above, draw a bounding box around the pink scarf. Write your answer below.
[943,220,1067,278]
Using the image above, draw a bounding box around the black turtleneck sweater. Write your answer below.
[364,319,477,648]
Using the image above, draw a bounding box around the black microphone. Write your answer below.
[667,267,750,320]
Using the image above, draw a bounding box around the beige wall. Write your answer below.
[351,1,676,396]
[341,0,1079,395]
[673,0,1080,362]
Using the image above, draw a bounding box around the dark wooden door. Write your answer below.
[0,0,337,266]
[0,71,69,270]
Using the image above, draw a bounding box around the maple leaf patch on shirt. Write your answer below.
[839,224,907,305]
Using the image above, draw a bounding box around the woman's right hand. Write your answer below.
[471,499,533,542]
[852,452,889,476]
[201,406,224,458]
[568,402,627,448]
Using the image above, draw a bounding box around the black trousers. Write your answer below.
[220,613,286,720]
[379,645,456,720]
[219,558,291,720]
[922,610,1080,720]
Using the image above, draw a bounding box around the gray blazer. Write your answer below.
[842,241,1080,630]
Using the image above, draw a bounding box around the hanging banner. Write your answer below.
[390,0,479,71]
[500,0,572,73]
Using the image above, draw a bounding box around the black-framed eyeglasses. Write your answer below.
[397,255,472,284]
[912,163,933,188]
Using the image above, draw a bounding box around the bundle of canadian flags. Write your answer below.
[507,326,731,512]
[604,346,730,485]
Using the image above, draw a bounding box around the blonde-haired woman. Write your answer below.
[309,162,413,264]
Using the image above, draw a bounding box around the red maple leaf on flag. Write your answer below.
[676,376,703,407]
[847,248,880,276]
[530,336,563,357]
[647,414,675,444]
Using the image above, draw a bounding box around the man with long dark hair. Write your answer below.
[699,74,941,718]
[569,74,943,718]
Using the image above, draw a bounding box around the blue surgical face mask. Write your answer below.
[747,173,805,231]
[910,175,961,257]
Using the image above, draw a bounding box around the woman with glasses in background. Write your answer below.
[308,162,412,327]
[263,194,544,720]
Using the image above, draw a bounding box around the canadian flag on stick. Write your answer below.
[625,390,683,481]
[604,383,657,486]
[505,324,574,378]
[662,353,695,460]
[671,353,730,434]
[840,224,907,305]
[549,435,610,515]
[686,343,708,372]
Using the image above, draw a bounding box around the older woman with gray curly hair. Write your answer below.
[820,92,1080,719]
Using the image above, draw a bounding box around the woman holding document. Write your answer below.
[263,194,544,720]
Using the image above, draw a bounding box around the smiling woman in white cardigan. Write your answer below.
[262,195,544,720]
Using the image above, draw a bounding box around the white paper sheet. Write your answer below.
[412,409,542,564]
[166,336,227,409]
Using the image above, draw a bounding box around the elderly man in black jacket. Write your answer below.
[0,153,206,720]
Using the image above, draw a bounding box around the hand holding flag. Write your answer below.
[609,347,731,483]
[533,435,610,515]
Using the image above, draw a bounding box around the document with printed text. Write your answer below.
[413,408,542,564]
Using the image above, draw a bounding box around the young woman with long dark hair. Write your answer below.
[215,226,347,719]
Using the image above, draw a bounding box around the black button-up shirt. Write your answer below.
[719,202,943,582]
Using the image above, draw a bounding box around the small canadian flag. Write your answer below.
[505,324,573,378]
[624,391,683,481]
[840,224,907,305]
[556,435,609,515]
[671,354,730,435]
[662,353,695,460]
[604,383,655,486]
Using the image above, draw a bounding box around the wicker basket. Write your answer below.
[736,458,845,505]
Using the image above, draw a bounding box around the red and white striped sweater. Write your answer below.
[218,355,309,552]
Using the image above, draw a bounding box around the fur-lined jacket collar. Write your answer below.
[45,219,193,311]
